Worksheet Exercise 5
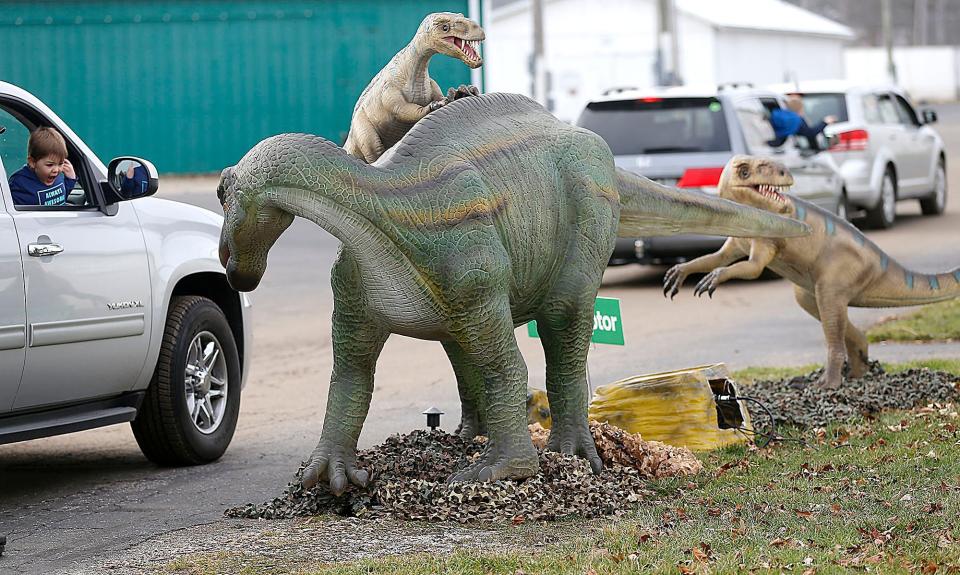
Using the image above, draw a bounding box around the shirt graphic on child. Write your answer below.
[9,165,77,206]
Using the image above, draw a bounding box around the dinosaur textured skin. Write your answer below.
[218,95,809,495]
[664,155,960,389]
[343,12,484,163]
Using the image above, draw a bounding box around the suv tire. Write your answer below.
[920,159,947,216]
[132,296,241,465]
[865,167,897,229]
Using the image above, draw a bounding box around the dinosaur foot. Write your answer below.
[448,440,538,483]
[547,419,603,474]
[301,438,369,496]
[814,373,843,391]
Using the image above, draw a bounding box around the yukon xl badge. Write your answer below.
[107,300,144,310]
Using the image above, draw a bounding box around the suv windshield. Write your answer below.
[798,92,848,123]
[577,97,731,155]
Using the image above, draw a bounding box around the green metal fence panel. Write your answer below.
[0,1,471,173]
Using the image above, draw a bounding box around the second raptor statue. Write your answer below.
[218,95,809,495]
[343,12,484,163]
[664,155,960,389]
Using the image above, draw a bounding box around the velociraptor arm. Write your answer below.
[383,85,442,123]
[662,238,748,299]
[693,240,779,298]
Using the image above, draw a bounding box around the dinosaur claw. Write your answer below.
[330,474,347,496]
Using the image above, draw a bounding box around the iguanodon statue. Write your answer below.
[664,155,960,389]
[343,12,484,163]
[217,94,809,495]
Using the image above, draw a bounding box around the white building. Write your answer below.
[483,0,854,121]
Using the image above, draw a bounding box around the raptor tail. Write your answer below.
[858,263,960,307]
[615,168,810,238]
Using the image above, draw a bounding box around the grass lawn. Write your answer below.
[162,360,960,575]
[867,299,960,343]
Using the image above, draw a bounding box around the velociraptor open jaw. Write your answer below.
[444,36,483,66]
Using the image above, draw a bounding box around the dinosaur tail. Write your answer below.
[615,168,810,238]
[858,260,960,307]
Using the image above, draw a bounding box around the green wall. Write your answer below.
[0,1,472,173]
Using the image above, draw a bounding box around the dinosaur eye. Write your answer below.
[442,23,450,32]
[737,165,750,179]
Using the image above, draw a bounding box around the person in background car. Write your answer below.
[768,95,836,150]
[9,127,76,206]
[120,162,150,198]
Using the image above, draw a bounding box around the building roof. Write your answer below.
[677,0,854,39]
[491,0,853,40]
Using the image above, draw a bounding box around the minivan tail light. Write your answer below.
[831,129,869,151]
[677,167,724,188]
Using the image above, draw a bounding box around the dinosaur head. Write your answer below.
[419,12,484,68]
[718,155,794,214]
[217,166,294,292]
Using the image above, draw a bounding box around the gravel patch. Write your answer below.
[226,423,700,524]
[744,361,960,429]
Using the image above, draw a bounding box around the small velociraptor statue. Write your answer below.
[343,12,484,163]
[663,155,960,389]
[218,96,809,495]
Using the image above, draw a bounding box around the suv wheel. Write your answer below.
[920,159,947,216]
[865,167,897,229]
[132,296,241,465]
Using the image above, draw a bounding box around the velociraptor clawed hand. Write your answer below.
[662,264,689,299]
[694,268,724,298]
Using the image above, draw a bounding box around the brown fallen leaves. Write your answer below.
[529,421,704,479]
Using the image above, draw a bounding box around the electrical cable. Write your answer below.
[715,391,807,448]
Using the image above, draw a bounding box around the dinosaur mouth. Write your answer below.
[445,36,482,64]
[751,184,789,204]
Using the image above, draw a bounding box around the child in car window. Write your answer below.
[120,162,150,198]
[768,95,836,150]
[8,127,77,206]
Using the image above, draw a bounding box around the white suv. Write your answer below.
[770,80,947,228]
[0,81,251,465]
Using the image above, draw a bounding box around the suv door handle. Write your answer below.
[28,243,65,257]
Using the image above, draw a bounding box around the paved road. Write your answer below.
[2,105,960,574]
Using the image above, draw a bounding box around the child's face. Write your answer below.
[28,155,65,186]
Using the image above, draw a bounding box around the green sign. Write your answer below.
[526,297,624,345]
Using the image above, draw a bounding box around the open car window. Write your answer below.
[0,102,96,210]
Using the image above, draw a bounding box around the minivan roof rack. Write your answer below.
[601,86,639,96]
[717,81,754,91]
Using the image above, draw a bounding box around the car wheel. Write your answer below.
[919,159,947,216]
[836,191,849,221]
[131,295,241,465]
[865,167,897,229]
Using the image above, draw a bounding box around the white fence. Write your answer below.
[845,46,960,102]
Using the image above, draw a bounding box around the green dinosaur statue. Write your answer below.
[663,155,960,389]
[218,95,809,495]
[343,12,484,163]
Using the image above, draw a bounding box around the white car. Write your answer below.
[0,81,251,464]
[770,80,947,228]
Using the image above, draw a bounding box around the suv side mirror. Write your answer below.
[107,157,159,202]
[921,109,938,124]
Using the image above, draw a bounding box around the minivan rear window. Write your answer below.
[796,92,849,123]
[577,97,731,155]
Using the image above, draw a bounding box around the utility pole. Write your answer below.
[913,0,929,45]
[656,0,681,86]
[530,0,549,108]
[882,0,897,83]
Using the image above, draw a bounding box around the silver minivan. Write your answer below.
[770,80,946,228]
[577,84,844,266]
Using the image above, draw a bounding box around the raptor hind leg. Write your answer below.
[344,114,385,163]
[794,286,869,380]
[442,340,488,438]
